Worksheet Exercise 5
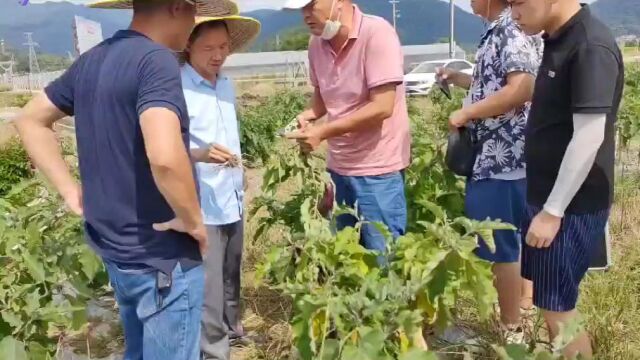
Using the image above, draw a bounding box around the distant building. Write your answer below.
[617,35,639,46]
[223,43,468,79]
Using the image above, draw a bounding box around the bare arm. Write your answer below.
[462,71,535,121]
[297,87,328,125]
[140,108,202,230]
[14,94,82,214]
[317,83,396,139]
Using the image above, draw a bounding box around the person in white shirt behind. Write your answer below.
[180,16,260,360]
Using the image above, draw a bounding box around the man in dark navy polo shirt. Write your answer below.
[14,1,210,358]
[510,0,624,358]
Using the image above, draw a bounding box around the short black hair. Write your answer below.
[188,20,229,45]
[132,0,176,14]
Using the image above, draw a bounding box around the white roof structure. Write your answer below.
[223,43,468,79]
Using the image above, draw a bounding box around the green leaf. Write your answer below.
[27,341,49,360]
[493,344,533,360]
[22,251,46,283]
[78,248,101,280]
[416,199,445,221]
[398,349,438,360]
[340,344,370,360]
[359,326,385,357]
[24,291,41,314]
[71,308,87,331]
[320,339,340,360]
[0,336,28,360]
[69,278,93,298]
[1,311,23,330]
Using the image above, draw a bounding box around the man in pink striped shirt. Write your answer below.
[285,0,411,255]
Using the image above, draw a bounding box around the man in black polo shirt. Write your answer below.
[510,0,624,358]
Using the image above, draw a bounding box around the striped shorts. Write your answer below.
[521,205,609,312]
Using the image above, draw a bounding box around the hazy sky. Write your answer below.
[31,0,597,13]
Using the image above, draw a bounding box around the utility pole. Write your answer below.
[389,0,399,30]
[24,33,40,74]
[0,55,15,90]
[0,39,6,56]
[449,0,455,59]
[24,32,40,92]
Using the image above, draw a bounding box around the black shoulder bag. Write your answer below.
[445,120,510,178]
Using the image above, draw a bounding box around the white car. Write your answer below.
[404,59,474,96]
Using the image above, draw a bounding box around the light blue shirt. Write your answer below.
[181,64,243,226]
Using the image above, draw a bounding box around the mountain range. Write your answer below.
[0,0,636,56]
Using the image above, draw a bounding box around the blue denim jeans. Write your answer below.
[330,170,407,253]
[104,261,204,360]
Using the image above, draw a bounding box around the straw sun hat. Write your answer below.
[192,15,261,53]
[88,0,239,17]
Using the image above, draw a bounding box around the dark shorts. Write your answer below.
[465,178,527,263]
[521,205,609,312]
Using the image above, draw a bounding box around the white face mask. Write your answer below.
[320,0,342,40]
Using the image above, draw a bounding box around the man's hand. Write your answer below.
[449,108,472,128]
[153,218,208,255]
[61,183,83,216]
[526,210,562,248]
[286,126,325,154]
[435,67,472,89]
[435,66,458,83]
[208,143,236,164]
[296,114,311,130]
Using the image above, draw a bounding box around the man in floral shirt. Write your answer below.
[437,0,542,341]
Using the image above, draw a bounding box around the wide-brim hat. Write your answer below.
[88,0,239,17]
[193,15,261,53]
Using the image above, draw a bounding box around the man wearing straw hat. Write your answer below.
[181,15,260,359]
[14,0,237,359]
[284,0,411,256]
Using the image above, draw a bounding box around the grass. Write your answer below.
[579,156,640,360]
[0,91,33,108]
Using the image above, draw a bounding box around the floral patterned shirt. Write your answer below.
[468,9,543,181]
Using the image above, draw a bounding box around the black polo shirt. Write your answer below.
[526,5,624,215]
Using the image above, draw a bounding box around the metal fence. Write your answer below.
[0,71,64,91]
